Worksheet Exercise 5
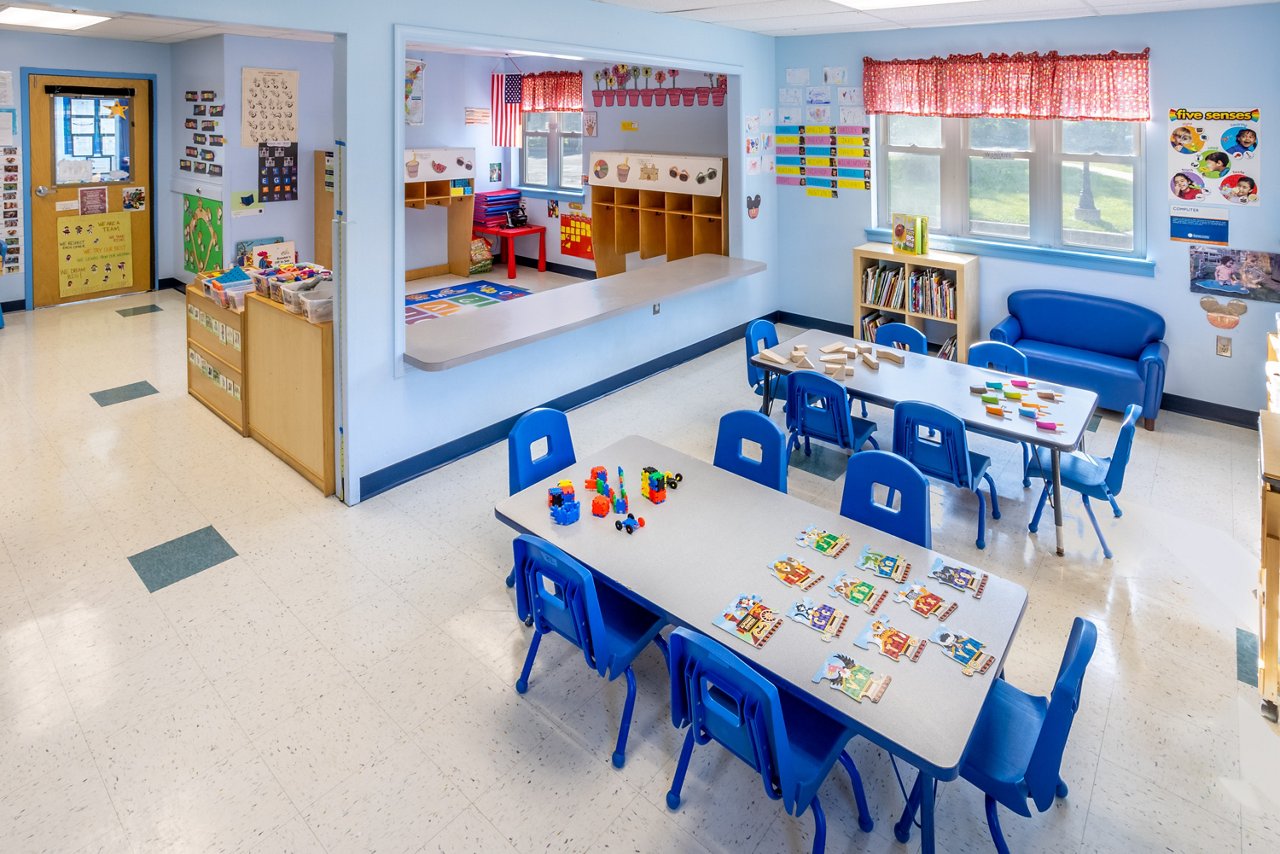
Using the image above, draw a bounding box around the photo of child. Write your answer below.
[1190,246,1280,303]
[1222,127,1258,157]
[1170,125,1203,154]
[1197,150,1231,179]
[1220,174,1259,204]
[1171,171,1206,200]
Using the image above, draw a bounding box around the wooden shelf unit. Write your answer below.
[1258,332,1280,721]
[186,281,248,436]
[404,148,476,279]
[852,242,980,361]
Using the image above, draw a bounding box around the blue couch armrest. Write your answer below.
[1138,340,1168,425]
[990,316,1021,345]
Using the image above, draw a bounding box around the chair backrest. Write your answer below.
[745,318,780,390]
[1104,404,1142,497]
[786,370,854,451]
[839,451,932,548]
[668,628,797,811]
[967,340,1028,376]
[1025,617,1098,812]
[875,322,928,353]
[508,408,576,496]
[714,410,789,493]
[892,400,974,488]
[512,535,607,676]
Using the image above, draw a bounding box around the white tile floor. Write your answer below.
[1,292,1277,853]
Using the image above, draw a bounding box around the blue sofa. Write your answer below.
[990,290,1168,430]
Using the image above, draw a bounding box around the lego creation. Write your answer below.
[812,653,891,703]
[853,617,928,663]
[927,557,988,599]
[786,598,847,642]
[768,555,824,591]
[641,467,682,504]
[931,625,995,676]
[547,480,580,525]
[797,526,851,558]
[614,513,645,534]
[591,494,611,517]
[828,572,888,614]
[855,546,911,583]
[613,466,629,514]
[893,581,959,621]
[714,594,784,649]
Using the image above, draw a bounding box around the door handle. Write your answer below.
[34,185,52,197]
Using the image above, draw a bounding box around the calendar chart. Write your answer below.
[775,125,871,198]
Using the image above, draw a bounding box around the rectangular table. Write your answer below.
[474,223,547,280]
[752,329,1098,556]
[495,436,1028,853]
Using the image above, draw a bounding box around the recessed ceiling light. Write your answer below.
[507,49,587,61]
[0,7,110,30]
[832,0,984,10]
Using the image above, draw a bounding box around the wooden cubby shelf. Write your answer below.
[403,147,475,278]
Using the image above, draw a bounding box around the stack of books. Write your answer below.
[861,310,893,342]
[937,335,958,362]
[908,268,956,320]
[863,262,906,309]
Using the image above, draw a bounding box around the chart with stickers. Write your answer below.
[775,124,871,199]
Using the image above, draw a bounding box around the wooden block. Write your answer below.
[794,344,808,352]
[757,347,789,367]
[798,356,817,369]
[840,365,855,377]
[861,352,880,370]
[825,363,842,376]
[820,342,847,354]
[848,341,872,355]
[819,353,848,363]
[878,348,905,365]
[790,346,808,364]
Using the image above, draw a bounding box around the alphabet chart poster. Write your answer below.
[242,68,298,145]
[1168,107,1260,207]
[258,142,299,203]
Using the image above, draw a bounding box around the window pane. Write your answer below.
[887,151,941,224]
[1062,121,1136,156]
[53,95,131,184]
[887,115,941,148]
[524,112,550,133]
[524,135,548,186]
[558,111,583,133]
[559,135,583,190]
[968,157,1029,239]
[969,118,1029,151]
[1061,161,1134,252]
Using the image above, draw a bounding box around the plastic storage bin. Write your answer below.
[280,278,324,314]
[299,282,334,324]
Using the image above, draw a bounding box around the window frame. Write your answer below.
[519,110,583,194]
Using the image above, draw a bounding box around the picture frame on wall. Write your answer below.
[584,111,598,138]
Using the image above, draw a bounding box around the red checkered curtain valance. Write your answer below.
[862,48,1150,121]
[520,71,583,112]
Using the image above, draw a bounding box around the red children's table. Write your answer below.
[473,224,547,280]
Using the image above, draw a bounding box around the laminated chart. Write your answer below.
[775,124,870,199]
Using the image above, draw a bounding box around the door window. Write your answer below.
[52,95,131,185]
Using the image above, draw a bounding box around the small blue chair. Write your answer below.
[897,618,1097,854]
[786,371,879,459]
[1028,404,1140,559]
[892,401,1000,549]
[513,534,668,769]
[714,409,789,493]
[505,408,576,588]
[875,322,928,355]
[665,628,873,853]
[745,318,784,403]
[839,450,931,549]
[967,341,1033,488]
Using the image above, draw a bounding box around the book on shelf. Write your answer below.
[863,261,906,310]
[861,310,893,342]
[907,267,956,320]
[891,213,929,255]
[936,334,958,362]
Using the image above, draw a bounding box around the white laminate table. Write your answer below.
[752,329,1099,556]
[494,436,1029,854]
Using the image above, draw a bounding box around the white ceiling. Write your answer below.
[594,0,1277,36]
[0,3,332,42]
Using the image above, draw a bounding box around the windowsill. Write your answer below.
[864,228,1156,277]
[516,186,586,202]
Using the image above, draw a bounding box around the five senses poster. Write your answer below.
[1168,107,1260,206]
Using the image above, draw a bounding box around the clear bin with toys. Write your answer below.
[299,281,334,324]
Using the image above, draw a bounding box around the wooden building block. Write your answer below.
[879,348,905,365]
[861,351,880,370]
[757,347,789,367]
[798,356,817,369]
[819,353,848,364]
[820,341,847,354]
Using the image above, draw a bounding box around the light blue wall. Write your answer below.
[168,36,222,278]
[775,5,1280,412]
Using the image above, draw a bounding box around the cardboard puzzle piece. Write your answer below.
[928,557,987,599]
[714,593,784,649]
[931,625,995,676]
[786,598,847,642]
[828,572,888,614]
[797,526,851,558]
[855,546,911,583]
[852,617,928,663]
[894,581,959,621]
[813,653,891,703]
[769,555,824,591]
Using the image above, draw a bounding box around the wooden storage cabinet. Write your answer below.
[403,147,476,278]
[1258,332,1280,721]
[186,285,248,435]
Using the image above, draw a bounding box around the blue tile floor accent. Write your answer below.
[787,443,851,482]
[1237,627,1260,687]
[117,304,163,317]
[1087,414,1102,433]
[90,380,158,407]
[128,526,238,593]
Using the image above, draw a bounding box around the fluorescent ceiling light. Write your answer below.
[507,49,587,61]
[0,6,110,30]
[832,0,984,10]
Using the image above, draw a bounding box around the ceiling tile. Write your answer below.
[673,1,850,23]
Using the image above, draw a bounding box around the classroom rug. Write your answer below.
[405,281,531,324]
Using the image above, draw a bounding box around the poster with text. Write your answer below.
[258,142,299,202]
[405,60,425,126]
[2,145,24,276]
[242,67,299,145]
[182,194,223,274]
[1168,107,1260,207]
[59,212,132,296]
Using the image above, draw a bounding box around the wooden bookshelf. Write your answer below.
[404,148,475,278]
[853,242,980,361]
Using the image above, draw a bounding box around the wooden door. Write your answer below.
[28,74,152,306]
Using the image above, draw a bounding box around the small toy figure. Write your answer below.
[547,480,580,525]
[641,466,667,504]
[713,594,783,649]
[855,546,911,582]
[591,494,610,518]
[614,513,645,534]
[769,555,823,590]
[812,653,891,704]
[797,526,851,558]
[980,393,1001,405]
[1037,389,1063,402]
[828,572,887,614]
[931,625,995,676]
[893,582,959,621]
[985,380,1003,391]
[786,598,847,642]
[969,384,987,395]
[1009,378,1034,389]
[927,557,988,599]
[853,617,927,663]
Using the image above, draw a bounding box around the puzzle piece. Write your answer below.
[893,581,959,621]
[769,555,824,591]
[927,557,987,599]
[797,527,851,558]
[828,572,888,614]
[931,625,995,676]
[786,598,847,641]
[855,546,911,583]
[714,594,783,649]
[852,617,927,663]
[812,653,891,703]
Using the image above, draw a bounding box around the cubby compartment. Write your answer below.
[592,186,615,205]
[665,193,693,213]
[693,195,722,216]
[666,213,694,262]
[640,190,666,211]
[615,188,640,208]
[640,210,667,259]
[615,206,640,255]
[692,216,723,256]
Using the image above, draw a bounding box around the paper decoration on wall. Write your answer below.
[1170,204,1227,245]
[806,87,831,105]
[779,88,801,106]
[1168,107,1260,206]
[1189,244,1280,302]
[0,107,15,146]
[464,107,490,125]
[200,90,216,102]
[59,212,131,296]
[746,194,761,219]
[488,162,502,183]
[0,71,14,107]
[258,141,298,202]
[785,68,810,85]
[776,123,871,197]
[182,194,222,274]
[1199,295,1247,329]
[241,67,299,145]
[547,199,559,218]
[405,60,425,126]
[77,187,107,215]
[621,120,638,132]
[838,87,861,106]
[823,67,848,85]
[560,213,593,259]
[584,111,597,138]
[231,189,262,217]
[181,95,221,181]
[2,145,23,276]
[806,106,832,124]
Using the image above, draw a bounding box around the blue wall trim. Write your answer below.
[864,228,1157,278]
[1161,393,1256,431]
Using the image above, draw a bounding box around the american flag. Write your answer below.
[492,73,522,148]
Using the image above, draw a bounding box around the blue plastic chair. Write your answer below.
[875,322,928,354]
[967,341,1033,488]
[839,450,931,549]
[786,371,879,459]
[714,409,789,493]
[1028,404,1140,559]
[897,618,1097,854]
[665,628,873,852]
[512,534,668,768]
[892,401,1000,549]
[745,318,784,402]
[504,408,576,588]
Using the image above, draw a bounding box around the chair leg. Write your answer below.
[865,435,880,451]
[1028,482,1051,533]
[1081,495,1113,560]
[652,633,670,672]
[1020,443,1032,488]
[505,567,515,588]
[1107,491,1123,518]
[860,400,868,418]
[893,773,923,843]
[612,666,637,769]
[985,795,1012,854]
[666,728,697,810]
[1057,776,1069,798]
[809,794,827,854]
[983,471,1001,520]
[515,630,542,694]
[804,435,812,457]
[975,486,987,550]
[837,751,874,833]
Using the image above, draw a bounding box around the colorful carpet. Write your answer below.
[405,281,531,324]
